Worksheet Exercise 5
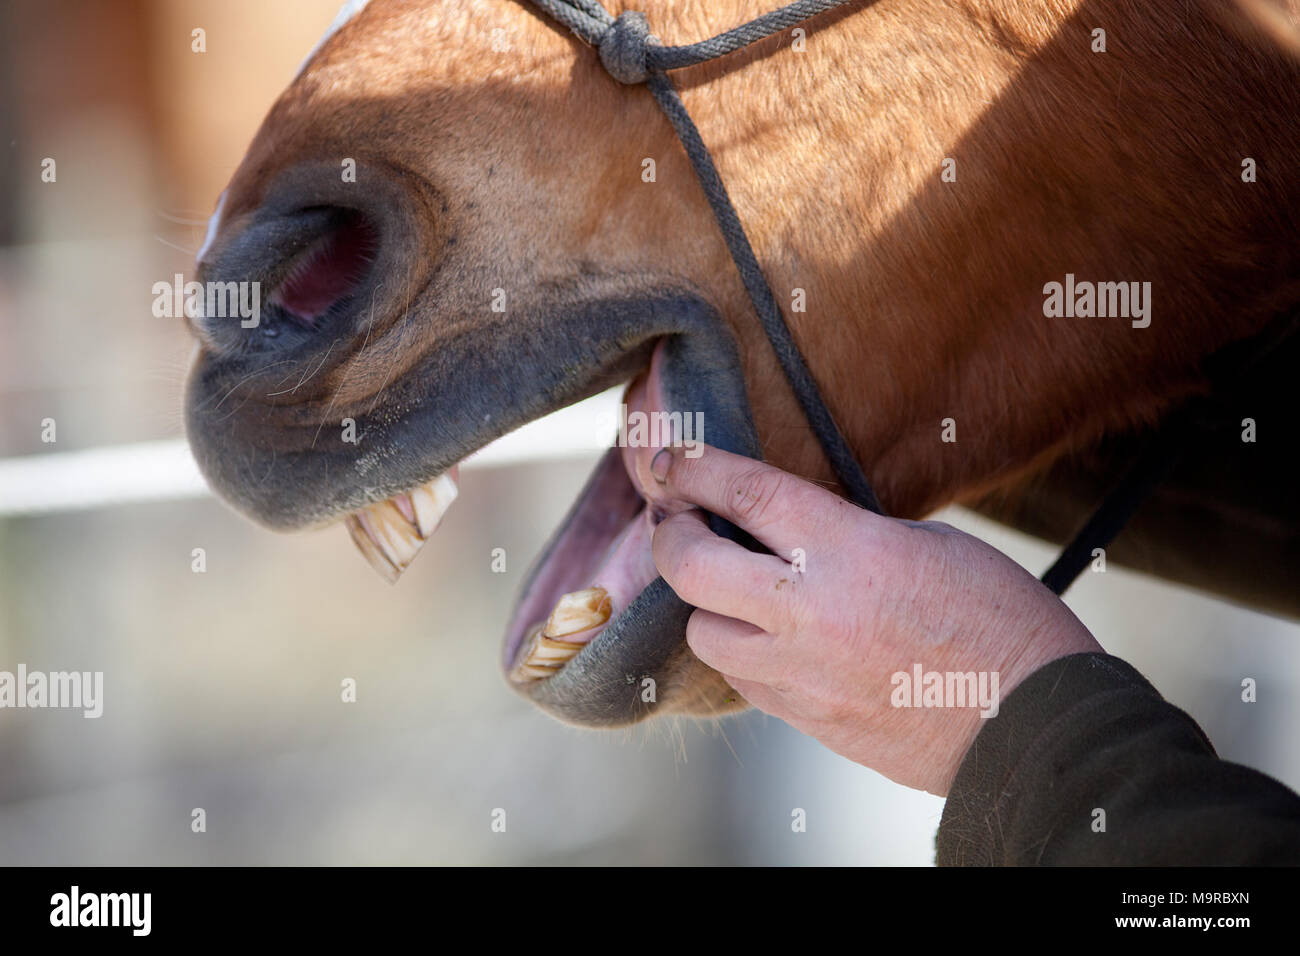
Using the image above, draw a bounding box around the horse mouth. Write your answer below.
[187,168,759,727]
[499,344,673,686]
[333,338,690,696]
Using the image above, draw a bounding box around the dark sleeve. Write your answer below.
[936,652,1300,865]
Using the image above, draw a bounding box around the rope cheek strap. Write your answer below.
[529,0,884,516]
[529,0,1223,598]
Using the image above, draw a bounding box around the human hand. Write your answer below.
[630,442,1102,795]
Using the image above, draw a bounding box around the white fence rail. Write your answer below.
[0,389,621,517]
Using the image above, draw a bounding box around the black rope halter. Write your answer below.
[525,0,1293,596]
[531,0,882,516]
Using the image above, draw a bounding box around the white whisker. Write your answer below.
[155,210,209,226]
[154,235,198,256]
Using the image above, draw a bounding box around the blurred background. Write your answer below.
[0,0,1296,865]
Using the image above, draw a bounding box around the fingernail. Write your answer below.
[650,448,672,484]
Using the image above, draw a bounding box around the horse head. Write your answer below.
[185,0,1300,725]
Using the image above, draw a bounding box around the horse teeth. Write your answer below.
[543,587,612,639]
[345,473,458,582]
[509,588,613,684]
[409,473,458,537]
[509,625,584,683]
[345,513,400,583]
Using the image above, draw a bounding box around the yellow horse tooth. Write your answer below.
[410,473,458,538]
[347,499,423,581]
[345,513,400,583]
[530,635,583,664]
[543,587,612,639]
[364,499,423,567]
[509,626,566,683]
[344,473,457,583]
[511,588,613,683]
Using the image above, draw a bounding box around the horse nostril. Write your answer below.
[269,211,380,329]
[195,205,382,354]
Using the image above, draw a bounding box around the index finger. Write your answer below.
[638,443,865,559]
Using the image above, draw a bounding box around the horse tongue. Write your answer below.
[345,472,458,583]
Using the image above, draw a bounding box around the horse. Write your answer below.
[183,0,1300,727]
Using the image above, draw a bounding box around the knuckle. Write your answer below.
[764,573,794,626]
[755,566,807,636]
[725,466,786,527]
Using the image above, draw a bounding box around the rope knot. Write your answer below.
[599,11,656,84]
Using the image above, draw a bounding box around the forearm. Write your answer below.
[937,653,1300,865]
